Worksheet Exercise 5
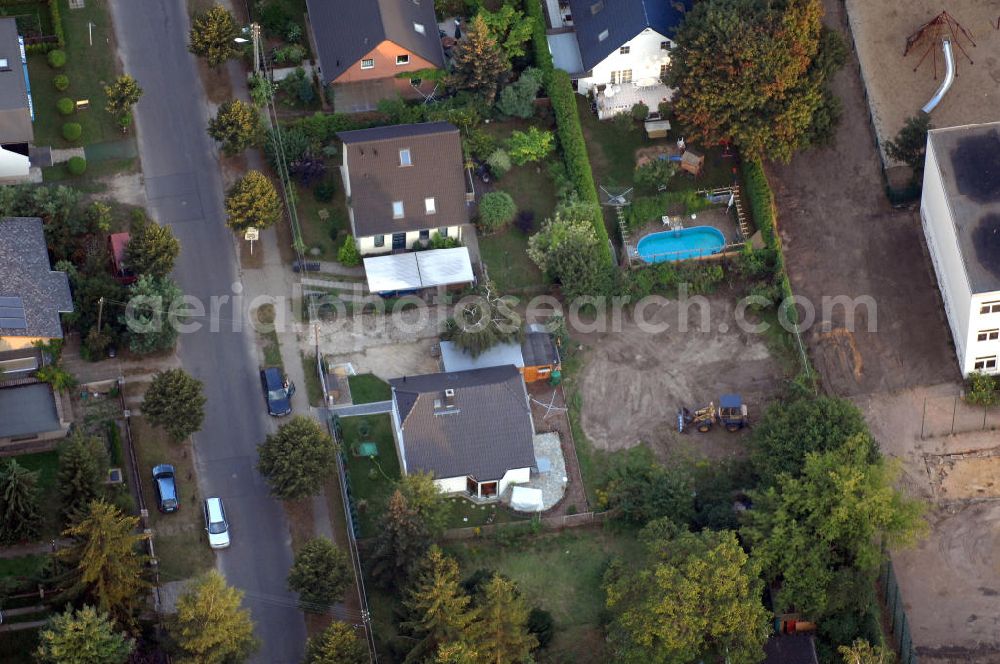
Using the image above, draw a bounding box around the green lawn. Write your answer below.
[341,414,399,538]
[0,553,49,581]
[0,627,39,664]
[13,450,61,537]
[300,352,324,406]
[255,304,283,368]
[296,181,350,262]
[347,374,391,404]
[478,226,546,293]
[130,416,214,583]
[27,0,124,149]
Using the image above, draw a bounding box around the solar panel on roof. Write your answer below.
[0,295,26,329]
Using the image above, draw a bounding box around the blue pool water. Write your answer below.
[636,226,726,263]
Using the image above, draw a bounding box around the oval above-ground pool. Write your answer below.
[636,226,726,263]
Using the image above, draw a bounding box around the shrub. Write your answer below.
[53,74,70,91]
[965,372,1000,407]
[465,128,497,161]
[313,178,335,203]
[514,210,535,234]
[57,97,75,116]
[478,191,516,232]
[631,102,649,121]
[62,123,82,142]
[634,159,677,192]
[506,127,554,165]
[67,156,87,175]
[274,44,307,65]
[338,237,361,267]
[486,149,512,177]
[47,49,67,68]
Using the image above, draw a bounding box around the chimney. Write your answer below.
[444,388,455,408]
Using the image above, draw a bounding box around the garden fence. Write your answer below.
[879,559,919,664]
[920,394,1000,439]
[440,510,609,540]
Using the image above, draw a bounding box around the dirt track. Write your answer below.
[572,293,785,461]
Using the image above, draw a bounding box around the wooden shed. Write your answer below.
[520,327,561,383]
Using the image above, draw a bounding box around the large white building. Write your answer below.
[545,0,690,117]
[921,122,1000,376]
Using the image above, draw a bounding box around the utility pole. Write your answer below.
[97,296,104,333]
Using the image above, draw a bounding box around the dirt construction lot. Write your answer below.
[845,0,1000,165]
[573,293,786,461]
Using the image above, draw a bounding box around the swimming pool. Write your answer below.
[636,226,726,263]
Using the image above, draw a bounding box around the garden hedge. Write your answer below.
[19,0,65,54]
[56,97,74,115]
[526,0,612,267]
[67,156,87,175]
[62,122,82,142]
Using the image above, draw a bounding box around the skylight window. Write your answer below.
[598,29,609,42]
[392,201,405,218]
[399,148,412,166]
[414,22,426,35]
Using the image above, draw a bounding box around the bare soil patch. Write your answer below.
[845,0,1000,166]
[572,294,784,461]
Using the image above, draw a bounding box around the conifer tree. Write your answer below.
[0,458,42,543]
[448,15,508,105]
[465,575,537,664]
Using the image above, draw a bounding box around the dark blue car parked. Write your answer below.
[152,464,178,512]
[260,367,294,416]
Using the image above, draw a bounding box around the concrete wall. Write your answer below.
[921,146,976,374]
[356,226,462,255]
[578,29,674,95]
[332,40,438,84]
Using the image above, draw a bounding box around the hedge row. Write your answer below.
[526,0,613,267]
[21,0,65,54]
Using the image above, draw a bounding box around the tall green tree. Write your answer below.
[527,198,612,298]
[441,280,520,357]
[742,434,926,617]
[104,75,143,132]
[669,0,844,162]
[603,519,770,664]
[506,127,553,165]
[750,396,869,486]
[60,501,150,620]
[0,458,42,543]
[402,546,473,661]
[56,431,108,524]
[370,489,431,590]
[303,622,368,664]
[287,537,353,612]
[141,369,206,442]
[225,170,282,232]
[497,67,542,119]
[839,639,896,664]
[120,274,182,354]
[465,574,537,664]
[398,472,450,537]
[448,15,508,105]
[189,5,241,67]
[478,4,533,66]
[434,642,480,664]
[125,218,180,278]
[602,449,694,526]
[169,570,258,664]
[257,416,338,499]
[208,99,260,155]
[35,605,135,664]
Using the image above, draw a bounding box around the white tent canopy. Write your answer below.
[364,247,474,293]
[510,486,544,513]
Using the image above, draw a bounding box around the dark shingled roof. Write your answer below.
[521,331,559,367]
[0,383,61,439]
[305,0,444,84]
[0,18,32,145]
[390,366,536,481]
[337,122,470,237]
[927,123,1000,294]
[567,0,690,71]
[763,635,818,664]
[0,217,73,339]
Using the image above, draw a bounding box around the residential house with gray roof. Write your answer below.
[305,0,445,112]
[544,0,690,117]
[337,122,471,256]
[389,365,537,501]
[0,18,33,181]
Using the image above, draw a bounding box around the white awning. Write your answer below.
[510,486,545,512]
[364,247,474,293]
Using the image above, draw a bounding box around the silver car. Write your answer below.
[203,497,230,549]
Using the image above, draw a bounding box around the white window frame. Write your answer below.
[978,329,1000,342]
[361,58,375,70]
[974,356,997,370]
[981,301,1000,314]
[392,201,405,219]
[396,54,410,65]
[425,197,436,214]
[399,148,412,166]
[374,234,385,247]
[621,69,632,83]
[619,45,630,55]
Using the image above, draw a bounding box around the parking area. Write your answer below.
[572,293,786,462]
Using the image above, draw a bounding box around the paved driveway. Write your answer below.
[108,1,305,661]
[769,0,958,396]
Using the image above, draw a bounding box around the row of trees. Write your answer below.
[598,395,925,661]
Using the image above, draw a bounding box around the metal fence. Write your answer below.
[879,559,919,664]
[920,394,1000,439]
[440,510,609,540]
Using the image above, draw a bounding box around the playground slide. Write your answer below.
[922,39,955,114]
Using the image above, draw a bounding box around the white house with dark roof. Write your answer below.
[0,18,33,181]
[388,365,536,501]
[921,122,1000,376]
[545,0,690,117]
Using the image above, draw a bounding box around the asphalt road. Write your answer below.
[107,1,305,661]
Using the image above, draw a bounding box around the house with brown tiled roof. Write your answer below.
[337,121,472,256]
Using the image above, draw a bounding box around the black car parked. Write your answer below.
[260,367,294,416]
